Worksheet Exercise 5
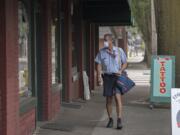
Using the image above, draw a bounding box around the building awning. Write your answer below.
[82,0,132,25]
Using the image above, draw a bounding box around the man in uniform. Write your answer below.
[95,34,127,129]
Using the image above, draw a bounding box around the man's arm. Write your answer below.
[120,62,127,73]
[116,62,127,76]
[97,64,102,74]
[116,48,127,76]
[97,64,102,81]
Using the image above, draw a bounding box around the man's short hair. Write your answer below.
[104,33,113,41]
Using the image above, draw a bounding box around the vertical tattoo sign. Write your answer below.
[150,56,175,104]
[171,88,180,135]
[153,57,172,97]
[159,61,166,94]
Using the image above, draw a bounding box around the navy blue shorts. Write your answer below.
[102,74,122,97]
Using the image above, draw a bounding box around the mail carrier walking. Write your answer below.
[95,34,127,129]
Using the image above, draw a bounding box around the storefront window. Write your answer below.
[51,1,59,84]
[52,24,58,84]
[18,1,31,97]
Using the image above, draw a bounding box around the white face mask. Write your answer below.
[104,41,109,47]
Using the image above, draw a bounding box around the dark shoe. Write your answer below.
[117,118,123,129]
[106,118,113,128]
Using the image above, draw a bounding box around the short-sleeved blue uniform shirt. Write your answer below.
[95,46,127,74]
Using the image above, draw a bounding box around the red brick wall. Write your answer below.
[33,0,61,121]
[64,0,73,102]
[0,0,19,135]
[19,109,36,135]
[39,0,53,121]
[19,93,60,135]
[51,92,60,118]
[0,0,61,134]
[72,80,80,99]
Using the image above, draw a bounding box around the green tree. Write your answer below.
[129,0,151,46]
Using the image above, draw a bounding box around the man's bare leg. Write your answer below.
[115,93,123,129]
[106,96,113,128]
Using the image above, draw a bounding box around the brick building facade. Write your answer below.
[0,0,131,135]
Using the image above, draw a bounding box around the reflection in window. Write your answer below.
[52,25,57,84]
[18,1,31,97]
[51,1,59,85]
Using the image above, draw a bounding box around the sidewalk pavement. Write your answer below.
[34,84,171,135]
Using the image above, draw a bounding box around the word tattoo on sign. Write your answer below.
[159,61,166,94]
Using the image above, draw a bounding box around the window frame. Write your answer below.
[18,0,37,115]
[18,0,33,98]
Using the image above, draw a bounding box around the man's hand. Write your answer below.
[98,75,102,82]
[116,70,122,76]
[116,63,127,76]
